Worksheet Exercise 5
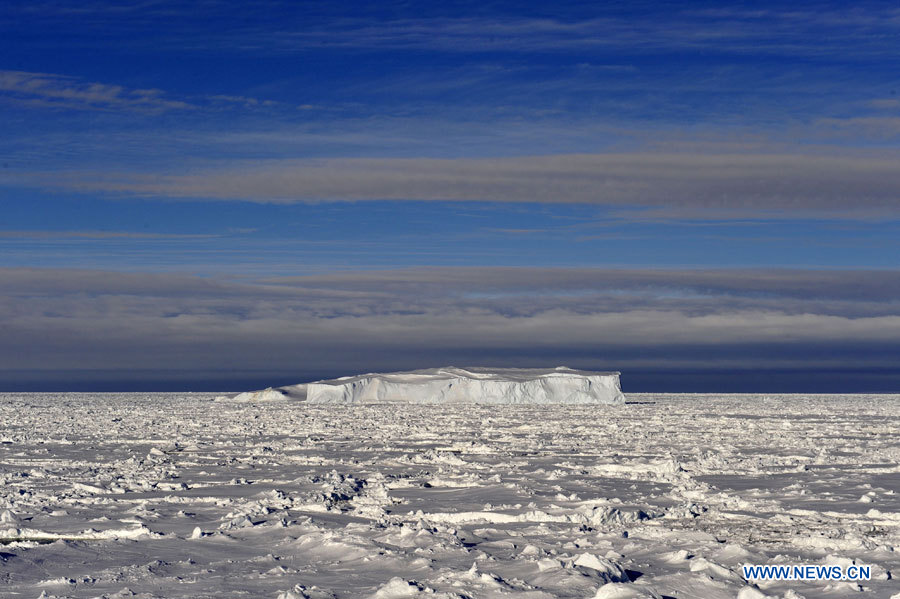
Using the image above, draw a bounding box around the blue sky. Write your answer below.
[1,1,899,391]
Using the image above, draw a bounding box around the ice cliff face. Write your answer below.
[281,367,626,405]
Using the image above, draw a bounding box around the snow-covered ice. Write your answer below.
[0,392,898,598]
[246,367,626,405]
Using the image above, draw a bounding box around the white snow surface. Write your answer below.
[252,366,626,404]
[1,392,898,598]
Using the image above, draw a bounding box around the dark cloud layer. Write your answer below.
[2,267,898,391]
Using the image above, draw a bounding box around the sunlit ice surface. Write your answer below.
[0,393,897,598]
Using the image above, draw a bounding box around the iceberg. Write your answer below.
[238,367,626,404]
[231,387,288,402]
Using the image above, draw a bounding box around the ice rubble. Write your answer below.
[2,393,899,598]
[240,367,626,404]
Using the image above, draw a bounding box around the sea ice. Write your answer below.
[1,392,897,598]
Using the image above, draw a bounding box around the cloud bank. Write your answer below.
[2,268,898,383]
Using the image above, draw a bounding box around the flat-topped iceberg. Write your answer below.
[247,367,625,404]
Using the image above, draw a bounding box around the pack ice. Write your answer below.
[234,366,626,404]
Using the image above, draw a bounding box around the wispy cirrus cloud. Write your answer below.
[814,116,900,139]
[7,4,900,58]
[41,151,900,219]
[209,94,280,109]
[0,70,193,112]
[259,267,900,305]
[0,230,217,240]
[0,69,305,120]
[266,10,900,57]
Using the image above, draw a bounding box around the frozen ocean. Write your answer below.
[0,392,898,598]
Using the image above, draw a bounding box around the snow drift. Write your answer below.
[251,367,626,404]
